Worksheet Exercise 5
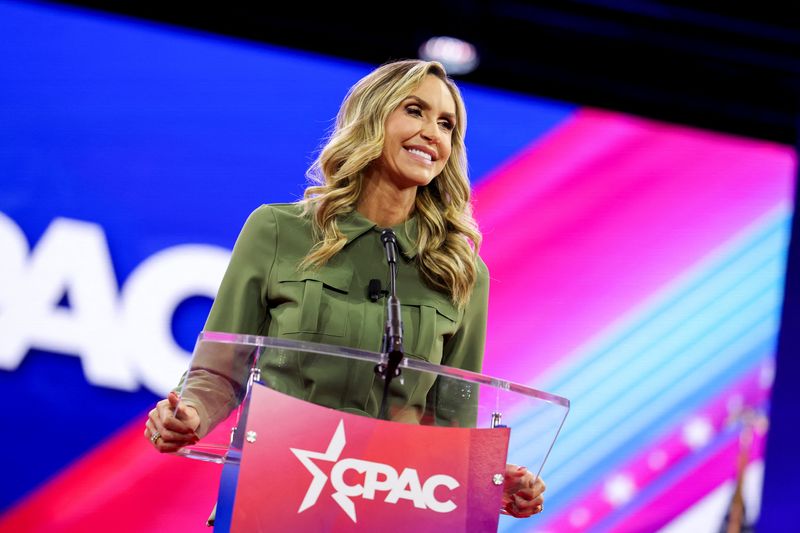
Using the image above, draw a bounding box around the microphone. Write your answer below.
[381,228,398,266]
[375,228,405,420]
[368,279,384,302]
[379,229,403,356]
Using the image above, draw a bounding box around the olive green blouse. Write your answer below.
[194,202,489,428]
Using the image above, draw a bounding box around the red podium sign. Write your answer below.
[230,385,511,532]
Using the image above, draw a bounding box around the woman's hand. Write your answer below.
[501,464,546,518]
[144,391,201,453]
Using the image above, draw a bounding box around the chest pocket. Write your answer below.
[400,295,459,365]
[274,266,353,338]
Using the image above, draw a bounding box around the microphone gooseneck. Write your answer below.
[376,228,404,420]
[380,229,403,356]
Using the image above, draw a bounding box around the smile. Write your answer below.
[405,147,434,163]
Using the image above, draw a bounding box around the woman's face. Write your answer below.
[375,75,456,190]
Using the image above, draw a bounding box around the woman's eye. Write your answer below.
[406,105,423,116]
[439,120,454,131]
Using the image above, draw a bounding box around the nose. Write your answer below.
[420,120,442,144]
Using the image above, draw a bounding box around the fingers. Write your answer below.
[508,491,542,516]
[156,398,197,434]
[532,476,547,498]
[168,391,180,409]
[503,494,544,518]
[147,413,196,444]
[145,396,200,453]
[502,465,547,518]
[166,391,202,432]
[503,465,535,494]
[144,418,196,453]
[505,464,528,479]
[167,391,188,421]
[512,476,545,506]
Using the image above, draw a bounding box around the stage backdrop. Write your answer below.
[0,1,795,531]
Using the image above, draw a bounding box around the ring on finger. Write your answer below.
[150,431,162,445]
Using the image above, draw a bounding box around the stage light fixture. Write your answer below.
[418,36,478,75]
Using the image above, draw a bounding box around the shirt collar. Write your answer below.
[338,209,419,259]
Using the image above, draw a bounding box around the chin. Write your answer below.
[403,177,435,189]
[399,169,437,187]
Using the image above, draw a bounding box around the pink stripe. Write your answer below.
[474,108,795,383]
[536,361,771,532]
[611,433,766,532]
[0,414,221,532]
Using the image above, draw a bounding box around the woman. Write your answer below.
[144,59,545,519]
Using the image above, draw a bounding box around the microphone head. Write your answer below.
[380,228,397,245]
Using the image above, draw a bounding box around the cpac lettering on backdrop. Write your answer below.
[0,212,230,395]
[291,420,460,523]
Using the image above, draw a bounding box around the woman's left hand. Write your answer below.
[501,464,545,518]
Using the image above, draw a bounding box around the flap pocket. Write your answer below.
[276,264,353,293]
[401,299,458,364]
[398,293,459,322]
[275,265,352,337]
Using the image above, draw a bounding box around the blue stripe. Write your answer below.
[505,213,789,460]
[508,251,784,467]
[526,259,782,465]
[545,211,788,397]
[497,212,790,531]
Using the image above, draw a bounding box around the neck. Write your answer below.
[356,176,417,227]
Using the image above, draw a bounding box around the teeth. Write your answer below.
[406,148,432,161]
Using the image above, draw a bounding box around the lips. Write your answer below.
[404,146,436,162]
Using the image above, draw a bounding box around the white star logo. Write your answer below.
[290,420,354,520]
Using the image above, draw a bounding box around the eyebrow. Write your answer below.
[404,95,457,123]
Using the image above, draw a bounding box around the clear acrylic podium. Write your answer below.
[175,331,569,531]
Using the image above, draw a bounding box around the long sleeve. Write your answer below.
[431,257,490,427]
[178,205,278,436]
[203,204,277,335]
[441,256,490,373]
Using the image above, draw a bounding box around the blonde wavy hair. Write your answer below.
[300,59,481,308]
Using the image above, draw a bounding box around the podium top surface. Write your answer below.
[197,330,569,408]
[176,332,570,481]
